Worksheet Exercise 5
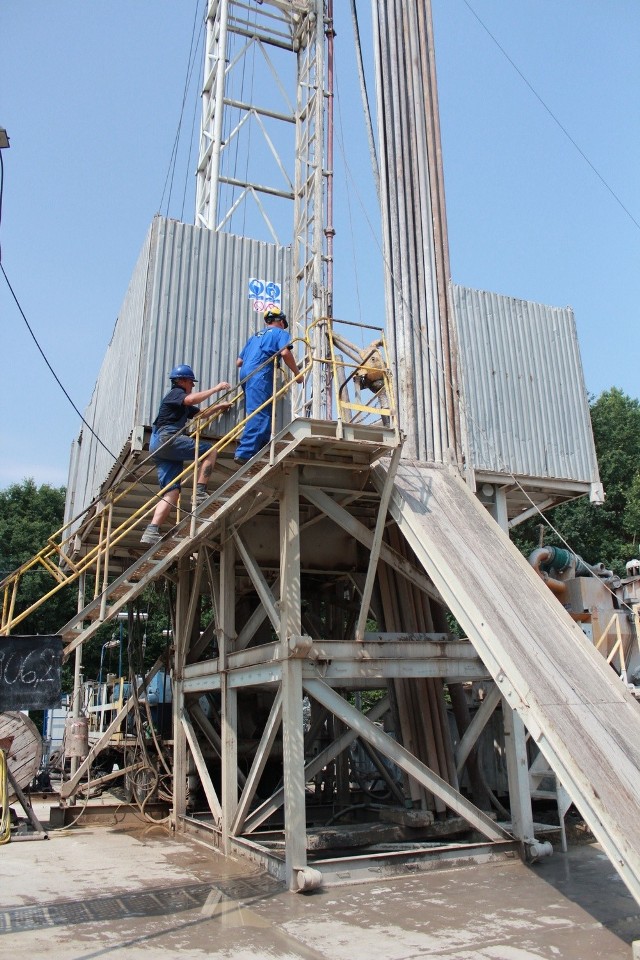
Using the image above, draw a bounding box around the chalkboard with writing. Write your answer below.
[0,636,63,711]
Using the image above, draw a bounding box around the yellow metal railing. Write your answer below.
[0,320,396,636]
[324,320,395,431]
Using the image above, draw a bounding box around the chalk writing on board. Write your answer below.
[0,636,63,711]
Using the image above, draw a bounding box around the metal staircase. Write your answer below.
[60,433,306,657]
[1,321,396,648]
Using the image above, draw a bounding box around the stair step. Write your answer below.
[57,449,293,648]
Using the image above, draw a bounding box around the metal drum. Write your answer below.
[64,717,89,759]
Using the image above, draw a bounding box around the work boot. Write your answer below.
[140,524,162,546]
[196,484,208,506]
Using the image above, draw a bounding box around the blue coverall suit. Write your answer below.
[235,326,292,461]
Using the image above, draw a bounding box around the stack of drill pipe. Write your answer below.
[376,529,458,813]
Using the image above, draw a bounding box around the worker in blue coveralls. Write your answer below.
[234,309,303,465]
[141,365,231,545]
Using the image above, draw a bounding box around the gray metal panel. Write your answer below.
[453,284,599,484]
[373,0,461,464]
[138,218,290,429]
[65,217,290,521]
[64,222,154,527]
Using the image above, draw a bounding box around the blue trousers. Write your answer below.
[150,428,211,491]
[235,372,273,461]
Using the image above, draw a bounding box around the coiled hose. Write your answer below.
[0,749,11,844]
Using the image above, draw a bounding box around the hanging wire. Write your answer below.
[240,25,258,238]
[349,0,380,202]
[333,62,364,328]
[1,258,239,532]
[0,150,5,264]
[1,263,120,463]
[2,144,120,461]
[180,27,205,222]
[126,606,172,821]
[460,0,640,233]
[158,0,206,217]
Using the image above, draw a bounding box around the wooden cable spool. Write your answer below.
[0,711,43,802]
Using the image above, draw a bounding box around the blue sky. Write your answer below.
[2,1,639,488]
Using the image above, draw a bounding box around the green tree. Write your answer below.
[0,479,77,635]
[513,389,640,575]
[0,481,177,690]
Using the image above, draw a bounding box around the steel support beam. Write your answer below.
[172,556,191,827]
[301,484,441,603]
[182,708,222,825]
[233,529,281,634]
[304,678,509,843]
[503,701,535,844]
[219,529,238,853]
[231,690,283,836]
[243,696,391,834]
[455,682,501,778]
[279,467,308,888]
[355,443,402,641]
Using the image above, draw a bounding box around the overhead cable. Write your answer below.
[159,0,205,217]
[461,0,640,233]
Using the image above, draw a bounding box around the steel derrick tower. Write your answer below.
[195,0,331,419]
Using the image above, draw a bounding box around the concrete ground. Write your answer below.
[1,802,640,959]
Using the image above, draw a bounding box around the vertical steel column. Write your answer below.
[492,495,534,842]
[503,703,535,845]
[172,556,191,826]
[293,1,330,418]
[219,527,238,853]
[372,0,462,464]
[279,467,307,889]
[69,572,86,788]
[196,1,229,229]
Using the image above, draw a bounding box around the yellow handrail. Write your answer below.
[0,320,396,637]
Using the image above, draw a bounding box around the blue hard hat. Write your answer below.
[169,364,198,381]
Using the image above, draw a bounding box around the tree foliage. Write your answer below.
[0,479,77,635]
[512,389,640,575]
[0,480,180,688]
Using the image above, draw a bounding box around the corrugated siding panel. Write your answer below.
[373,0,460,463]
[66,217,290,520]
[453,284,599,483]
[139,219,289,425]
[63,222,154,527]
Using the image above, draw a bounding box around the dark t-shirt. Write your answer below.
[153,386,198,432]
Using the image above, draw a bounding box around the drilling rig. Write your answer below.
[2,0,640,902]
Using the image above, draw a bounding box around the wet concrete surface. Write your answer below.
[1,804,640,959]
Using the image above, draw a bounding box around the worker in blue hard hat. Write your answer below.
[234,309,303,465]
[141,365,231,545]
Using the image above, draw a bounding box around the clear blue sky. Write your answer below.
[2,1,639,488]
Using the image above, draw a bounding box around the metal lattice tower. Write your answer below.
[195,0,331,419]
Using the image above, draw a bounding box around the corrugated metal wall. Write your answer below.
[65,217,290,521]
[373,0,462,465]
[453,284,599,484]
[64,226,153,525]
